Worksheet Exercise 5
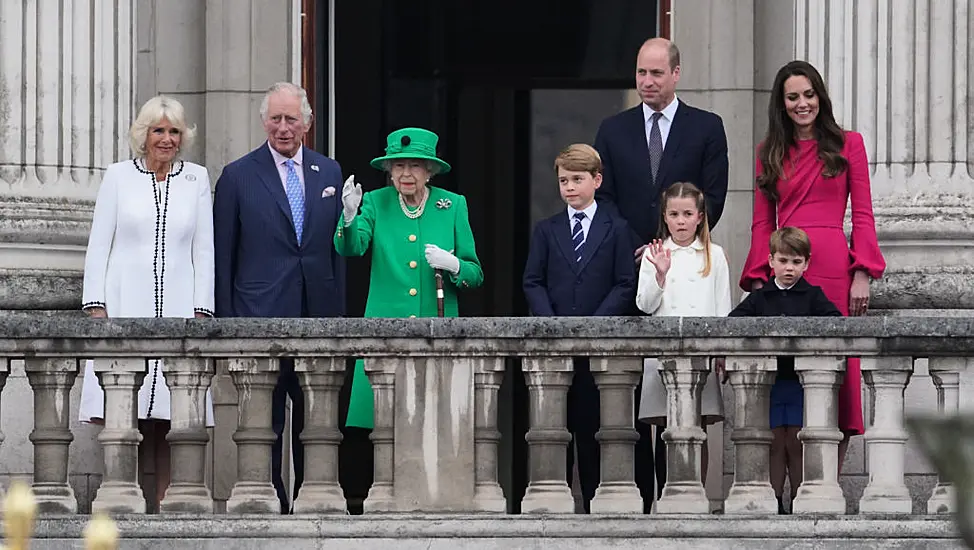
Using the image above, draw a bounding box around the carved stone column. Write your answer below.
[724,356,778,515]
[520,357,574,514]
[226,358,280,514]
[292,357,346,514]
[796,0,974,312]
[656,356,710,514]
[0,0,136,310]
[859,356,913,514]
[473,357,507,512]
[91,358,146,514]
[927,357,963,514]
[25,358,80,513]
[160,358,214,514]
[0,359,9,500]
[793,356,846,514]
[363,357,398,512]
[590,357,642,514]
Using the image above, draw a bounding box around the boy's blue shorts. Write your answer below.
[770,378,803,429]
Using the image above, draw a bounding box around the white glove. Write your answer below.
[341,175,362,226]
[425,244,460,275]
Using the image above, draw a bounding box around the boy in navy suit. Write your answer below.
[523,144,636,512]
[729,226,841,514]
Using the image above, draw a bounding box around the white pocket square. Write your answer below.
[322,186,336,197]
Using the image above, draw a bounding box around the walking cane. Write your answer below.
[434,270,445,317]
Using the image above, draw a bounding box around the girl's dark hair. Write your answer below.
[758,60,847,201]
[659,182,712,277]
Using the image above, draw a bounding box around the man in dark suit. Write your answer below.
[213,82,346,513]
[523,144,636,513]
[593,38,729,512]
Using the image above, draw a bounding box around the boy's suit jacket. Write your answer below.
[522,205,636,316]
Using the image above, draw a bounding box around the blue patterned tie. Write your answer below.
[572,212,586,263]
[648,111,663,183]
[284,159,305,245]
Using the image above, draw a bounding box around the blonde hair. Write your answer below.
[554,144,602,176]
[129,95,196,158]
[659,182,713,276]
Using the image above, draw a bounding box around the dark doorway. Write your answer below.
[326,0,661,512]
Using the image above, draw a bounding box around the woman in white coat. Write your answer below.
[80,95,214,510]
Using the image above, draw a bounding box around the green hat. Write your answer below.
[370,128,452,174]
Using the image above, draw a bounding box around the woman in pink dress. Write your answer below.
[740,60,886,469]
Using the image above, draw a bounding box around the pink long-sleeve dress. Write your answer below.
[740,131,886,435]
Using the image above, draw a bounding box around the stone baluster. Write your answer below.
[792,356,846,514]
[656,356,710,514]
[0,359,8,500]
[724,355,777,514]
[589,357,642,513]
[160,358,215,514]
[927,357,964,514]
[520,357,574,513]
[226,358,280,514]
[91,358,147,514]
[473,357,507,512]
[859,356,913,514]
[292,357,346,514]
[25,357,80,513]
[364,357,398,512]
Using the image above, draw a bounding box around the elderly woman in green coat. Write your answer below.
[337,127,484,429]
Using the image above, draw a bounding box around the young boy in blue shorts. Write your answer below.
[729,226,841,514]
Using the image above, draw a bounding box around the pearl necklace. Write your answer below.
[399,187,429,219]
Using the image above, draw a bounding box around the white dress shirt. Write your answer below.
[268,142,305,191]
[635,237,732,317]
[642,96,680,151]
[774,278,797,290]
[567,201,598,242]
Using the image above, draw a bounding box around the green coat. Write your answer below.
[335,185,483,428]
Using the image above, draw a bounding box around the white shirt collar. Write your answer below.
[774,278,798,290]
[663,236,704,251]
[268,142,303,167]
[642,96,680,125]
[568,200,598,221]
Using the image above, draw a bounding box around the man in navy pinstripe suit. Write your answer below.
[213,82,346,514]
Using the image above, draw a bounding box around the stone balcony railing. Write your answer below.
[0,315,969,547]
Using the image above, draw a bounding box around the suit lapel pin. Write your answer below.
[322,186,336,197]
[311,164,320,172]
[186,174,197,181]
[435,198,452,210]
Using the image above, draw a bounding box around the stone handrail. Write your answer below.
[0,315,969,516]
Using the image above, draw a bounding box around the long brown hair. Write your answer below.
[659,182,713,277]
[758,60,847,201]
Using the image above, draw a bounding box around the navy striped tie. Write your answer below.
[572,212,586,263]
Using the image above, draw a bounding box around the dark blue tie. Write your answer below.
[572,212,586,263]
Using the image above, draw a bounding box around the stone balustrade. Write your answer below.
[0,315,969,517]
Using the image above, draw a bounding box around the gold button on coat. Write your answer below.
[409,288,417,296]
[408,234,417,242]
[409,260,417,268]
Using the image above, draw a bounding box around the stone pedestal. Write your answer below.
[724,356,777,515]
[160,358,214,514]
[292,357,346,514]
[392,357,476,511]
[25,358,79,514]
[793,356,846,515]
[590,357,642,514]
[927,357,964,514]
[656,357,710,515]
[91,358,147,514]
[520,357,574,514]
[859,357,912,514]
[226,358,280,515]
[364,358,398,512]
[472,358,507,513]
